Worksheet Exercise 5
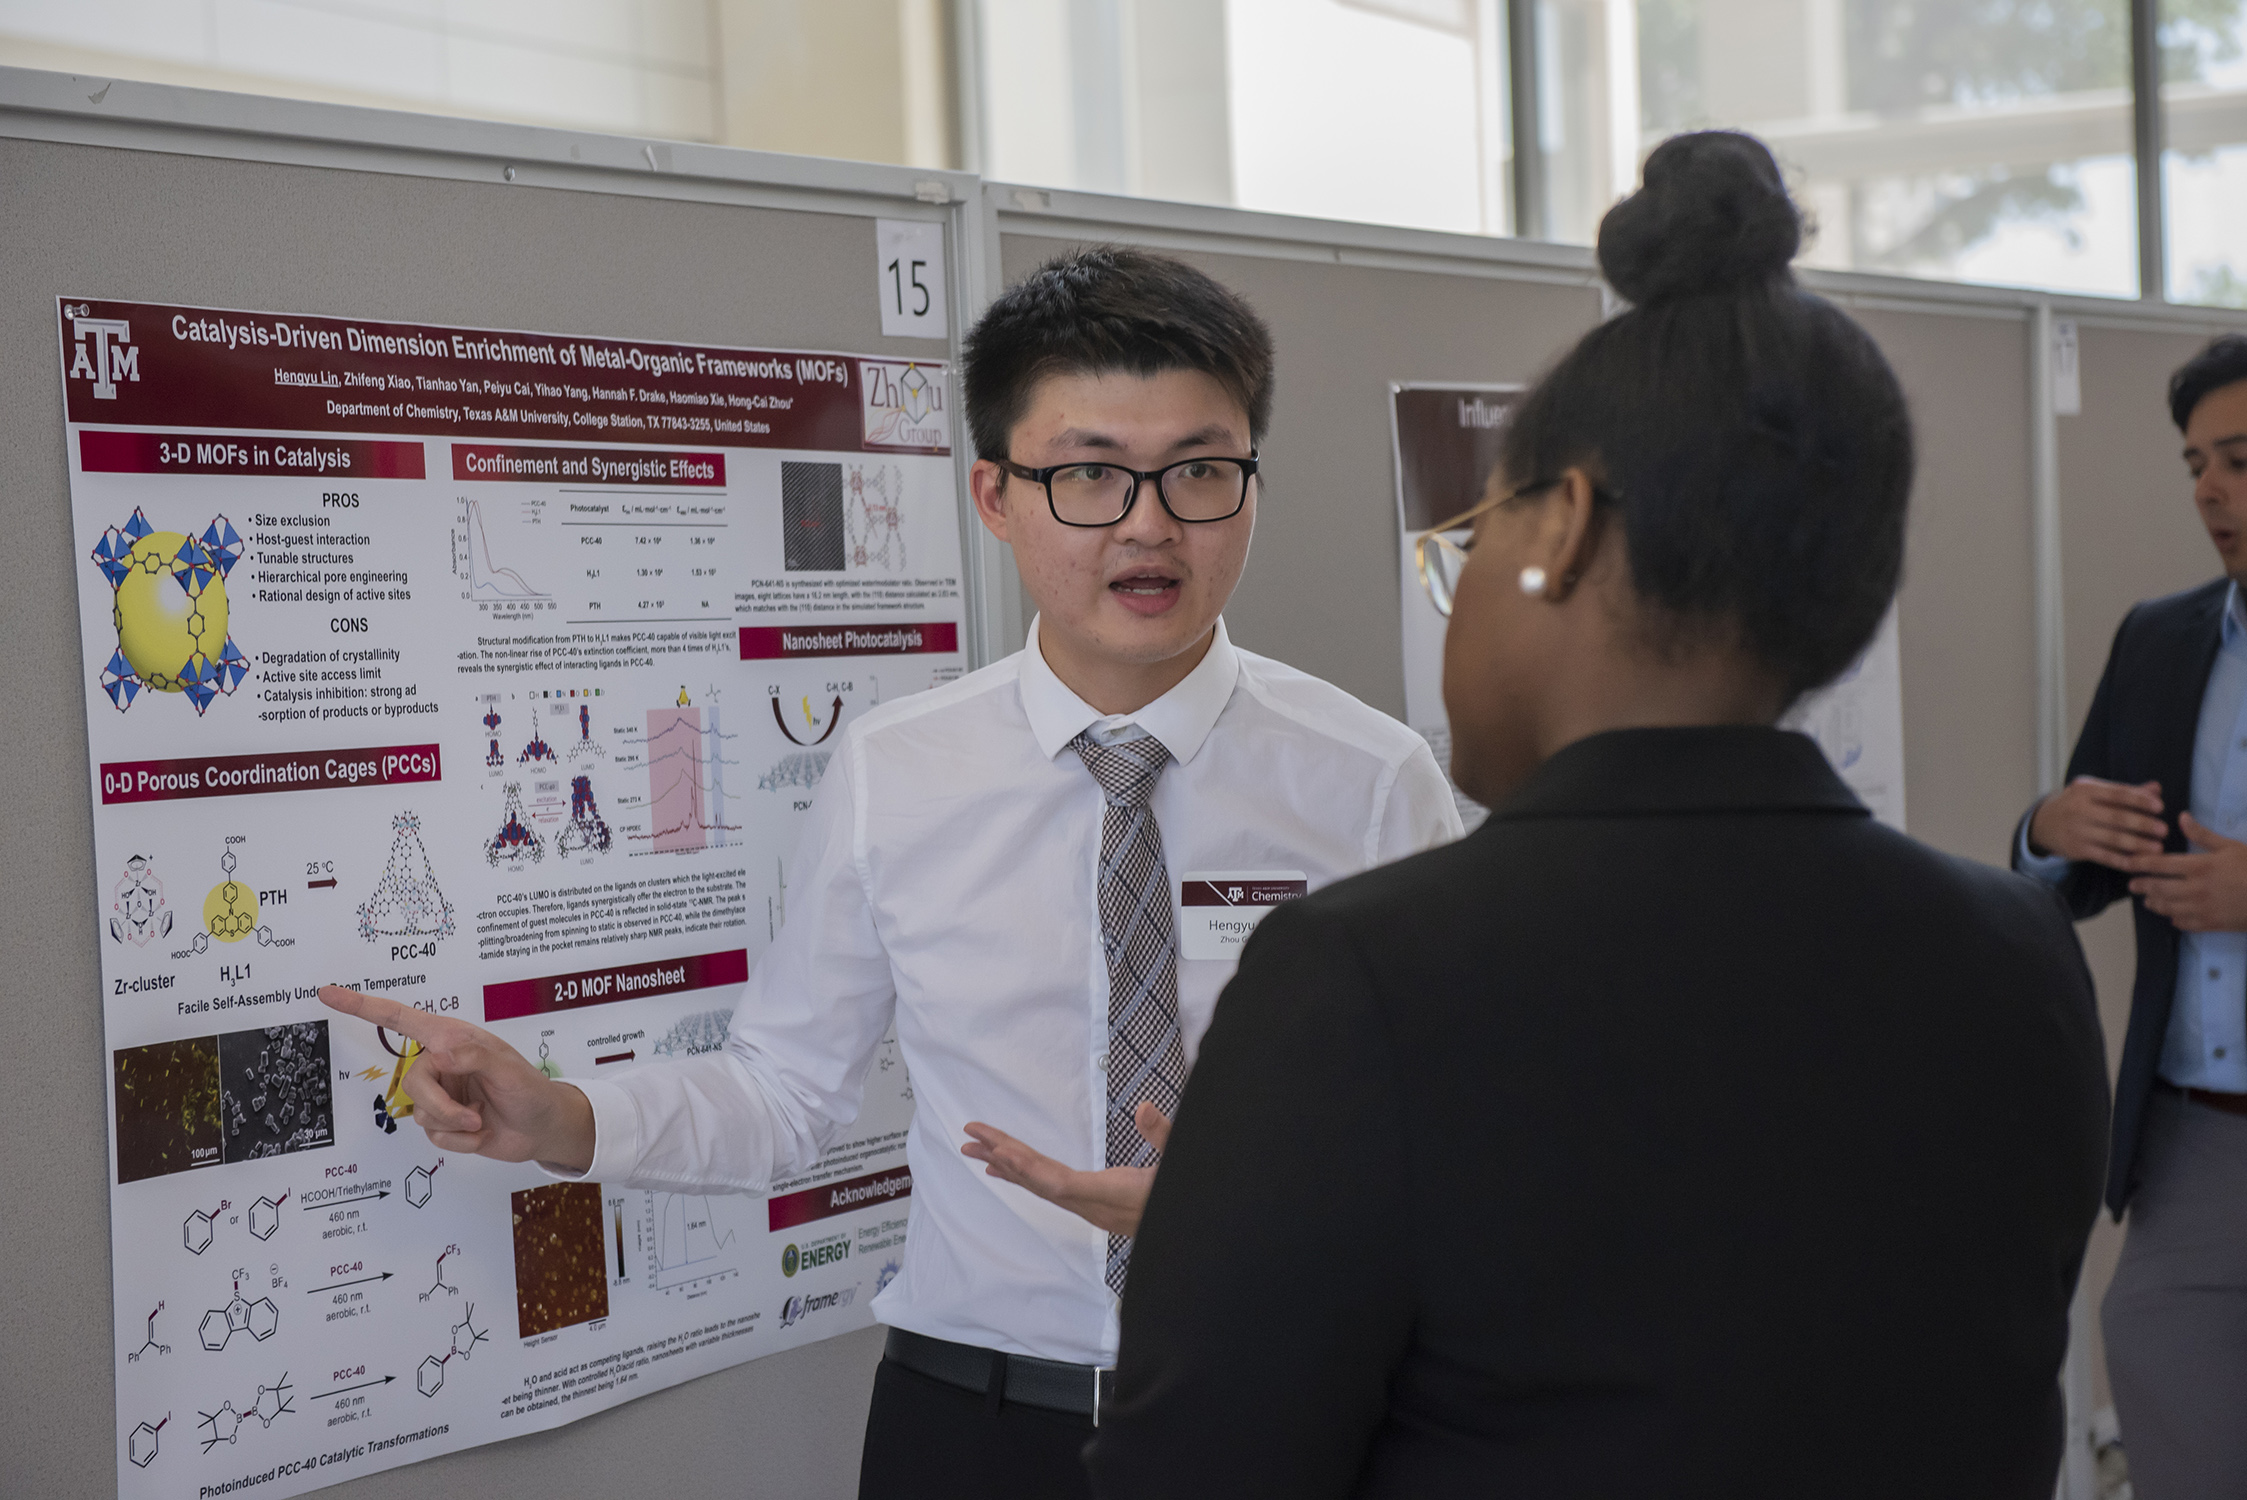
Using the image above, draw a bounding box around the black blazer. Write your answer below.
[1089,727,2109,1500]
[2013,577,2227,1216]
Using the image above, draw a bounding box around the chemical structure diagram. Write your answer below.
[846,463,907,571]
[519,728,557,764]
[200,1274,280,1350]
[420,1244,463,1303]
[127,1302,170,1362]
[89,506,249,715]
[485,782,544,867]
[483,704,505,766]
[128,1413,168,1468]
[758,748,832,793]
[372,1027,424,1133]
[109,853,172,946]
[178,849,290,954]
[183,1191,286,1254]
[417,1303,490,1397]
[198,1373,293,1452]
[652,1007,732,1059]
[556,774,613,856]
[359,810,457,941]
[569,702,606,761]
[406,1158,442,1209]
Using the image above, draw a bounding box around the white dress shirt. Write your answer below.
[558,617,1462,1365]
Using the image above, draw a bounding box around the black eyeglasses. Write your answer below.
[997,453,1259,528]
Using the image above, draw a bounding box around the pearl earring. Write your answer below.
[1518,566,1548,597]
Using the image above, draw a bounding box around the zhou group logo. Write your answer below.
[779,1284,858,1329]
[859,360,948,452]
[65,305,139,399]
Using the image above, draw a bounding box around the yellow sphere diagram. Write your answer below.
[203,878,260,942]
[90,507,248,714]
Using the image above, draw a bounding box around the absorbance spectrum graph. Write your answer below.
[456,498,549,601]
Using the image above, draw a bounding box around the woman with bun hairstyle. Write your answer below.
[1084,132,2109,1499]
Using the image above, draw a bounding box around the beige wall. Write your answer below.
[712,0,958,166]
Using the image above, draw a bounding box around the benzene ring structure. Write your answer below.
[417,1303,490,1396]
[200,1292,279,1350]
[90,507,248,714]
[128,1414,169,1468]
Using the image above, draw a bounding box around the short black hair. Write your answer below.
[961,246,1275,462]
[2170,334,2247,432]
[1499,130,1914,704]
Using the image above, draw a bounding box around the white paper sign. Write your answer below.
[875,218,948,339]
[63,296,964,1500]
[2052,317,2082,416]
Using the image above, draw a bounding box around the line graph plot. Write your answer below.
[624,691,740,853]
[643,1190,741,1292]
[454,498,549,602]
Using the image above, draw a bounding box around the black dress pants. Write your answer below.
[857,1355,1095,1499]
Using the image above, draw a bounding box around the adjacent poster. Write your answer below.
[66,299,956,1498]
[1390,381,1906,831]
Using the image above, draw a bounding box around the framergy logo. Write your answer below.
[779,1284,858,1328]
[66,306,138,399]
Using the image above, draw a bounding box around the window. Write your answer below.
[1602,0,2142,298]
[2163,3,2247,307]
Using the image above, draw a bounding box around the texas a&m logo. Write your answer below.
[65,305,138,399]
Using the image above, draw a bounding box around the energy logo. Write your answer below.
[89,506,248,714]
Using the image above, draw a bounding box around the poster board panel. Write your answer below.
[1,131,961,1500]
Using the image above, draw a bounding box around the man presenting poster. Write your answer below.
[326,246,1460,1497]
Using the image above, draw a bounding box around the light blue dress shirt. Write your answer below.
[2022,582,2247,1090]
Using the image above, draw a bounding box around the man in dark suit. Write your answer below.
[2014,333,2247,1496]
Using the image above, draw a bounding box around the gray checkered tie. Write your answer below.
[1072,730,1186,1297]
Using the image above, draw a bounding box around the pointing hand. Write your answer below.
[320,984,595,1171]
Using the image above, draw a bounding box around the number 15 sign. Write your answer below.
[875,218,949,340]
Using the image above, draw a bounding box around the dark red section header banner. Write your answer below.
[739,622,960,660]
[99,744,442,805]
[57,298,949,454]
[80,429,426,479]
[482,946,749,1022]
[768,1166,913,1232]
[453,443,724,486]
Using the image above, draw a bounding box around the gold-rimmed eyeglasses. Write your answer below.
[1413,477,1564,618]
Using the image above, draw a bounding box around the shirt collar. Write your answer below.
[1492,726,1867,821]
[2225,581,2246,649]
[1018,615,1241,765]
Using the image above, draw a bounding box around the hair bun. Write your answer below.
[1597,131,1802,306]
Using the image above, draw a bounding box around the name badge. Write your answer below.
[1176,871,1308,961]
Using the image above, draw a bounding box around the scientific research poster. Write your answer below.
[64,299,955,1497]
[1390,381,1905,830]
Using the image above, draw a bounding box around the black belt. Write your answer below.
[884,1327,1117,1424]
[2156,1078,2247,1120]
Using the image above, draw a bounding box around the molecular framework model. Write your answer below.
[557,774,612,856]
[485,782,544,867]
[89,507,248,714]
[359,811,457,941]
[110,853,172,946]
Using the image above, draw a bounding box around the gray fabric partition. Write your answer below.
[0,125,964,1500]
